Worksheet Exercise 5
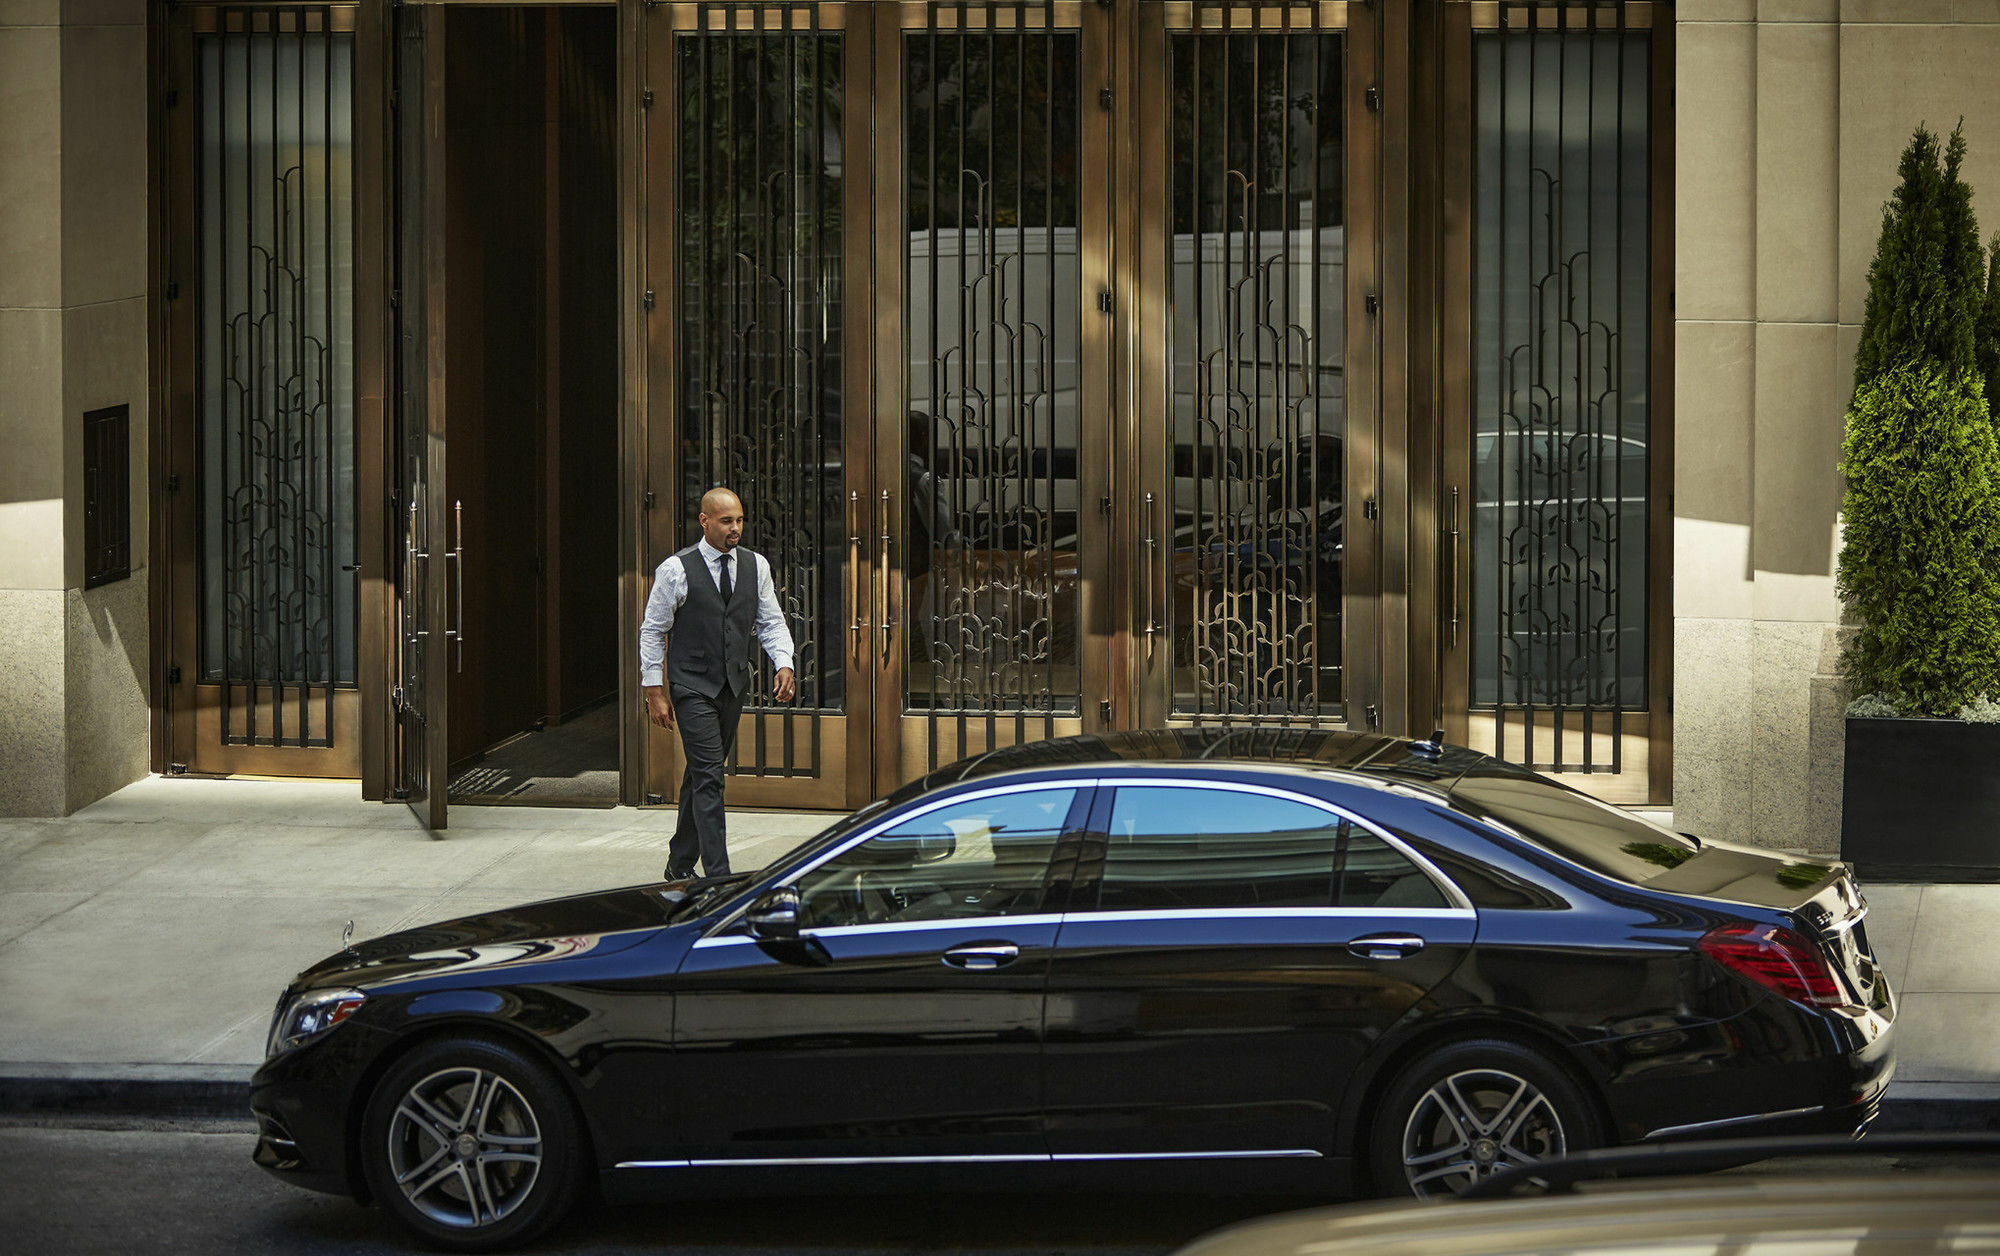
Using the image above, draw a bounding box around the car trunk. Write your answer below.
[1644,843,1887,1010]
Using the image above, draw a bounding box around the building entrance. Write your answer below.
[152,1,1671,826]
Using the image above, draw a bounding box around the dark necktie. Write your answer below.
[718,553,733,602]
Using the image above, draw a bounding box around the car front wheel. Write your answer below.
[359,1034,585,1251]
[1369,1037,1601,1199]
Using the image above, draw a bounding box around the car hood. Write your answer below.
[298,884,684,989]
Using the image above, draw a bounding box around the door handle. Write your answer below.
[878,489,896,660]
[1143,491,1158,652]
[848,490,863,664]
[942,942,1020,971]
[1445,485,1461,647]
[1347,933,1426,961]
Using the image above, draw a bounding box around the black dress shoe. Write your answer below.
[665,866,694,882]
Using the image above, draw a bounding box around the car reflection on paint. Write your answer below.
[250,727,1894,1251]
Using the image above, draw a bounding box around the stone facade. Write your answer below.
[0,0,150,816]
[1674,0,2000,851]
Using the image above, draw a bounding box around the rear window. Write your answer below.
[1451,770,1697,885]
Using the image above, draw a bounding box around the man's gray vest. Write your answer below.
[666,545,760,698]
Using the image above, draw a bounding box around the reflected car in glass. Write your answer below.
[250,728,1894,1251]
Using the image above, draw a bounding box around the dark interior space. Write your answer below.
[441,5,620,803]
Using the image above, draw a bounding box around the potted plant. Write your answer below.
[1839,124,2000,881]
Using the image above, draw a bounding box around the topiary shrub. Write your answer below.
[1839,123,2000,719]
[1838,359,2000,715]
[1979,233,2000,424]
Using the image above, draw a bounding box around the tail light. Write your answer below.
[1699,922,1848,1008]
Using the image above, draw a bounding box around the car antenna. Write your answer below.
[1411,729,1446,758]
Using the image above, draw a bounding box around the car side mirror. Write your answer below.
[745,886,802,940]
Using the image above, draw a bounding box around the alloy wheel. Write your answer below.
[1399,1066,1566,1197]
[385,1066,544,1229]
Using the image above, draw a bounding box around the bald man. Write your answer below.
[640,488,796,880]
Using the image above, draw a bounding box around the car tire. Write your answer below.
[359,1034,586,1252]
[1368,1036,1601,1200]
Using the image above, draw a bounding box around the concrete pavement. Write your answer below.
[1,776,1996,1121]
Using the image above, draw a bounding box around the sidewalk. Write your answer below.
[1,776,1996,1125]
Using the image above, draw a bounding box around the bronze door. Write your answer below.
[1128,0,1375,734]
[1436,0,1672,805]
[156,4,370,780]
[642,2,878,809]
[871,0,1117,791]
[390,4,452,829]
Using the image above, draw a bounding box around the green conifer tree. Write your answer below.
[1978,234,2000,422]
[1840,124,2000,716]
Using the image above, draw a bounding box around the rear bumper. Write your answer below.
[1589,996,1895,1145]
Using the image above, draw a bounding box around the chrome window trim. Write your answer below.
[1089,777,1475,914]
[614,1148,1322,1169]
[1059,906,1475,925]
[698,780,1101,941]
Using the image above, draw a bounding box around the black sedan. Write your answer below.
[250,729,1895,1251]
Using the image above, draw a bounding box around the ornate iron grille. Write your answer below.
[1473,2,1650,773]
[677,7,844,776]
[196,7,356,748]
[1168,2,1344,721]
[906,0,1083,770]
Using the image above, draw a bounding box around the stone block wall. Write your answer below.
[0,0,151,816]
[1674,0,2000,851]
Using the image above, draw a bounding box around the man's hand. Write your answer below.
[774,668,796,703]
[645,686,674,730]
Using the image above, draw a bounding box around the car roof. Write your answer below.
[1174,1174,2000,1256]
[889,726,1503,807]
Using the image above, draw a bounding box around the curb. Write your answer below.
[0,1068,252,1122]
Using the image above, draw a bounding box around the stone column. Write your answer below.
[0,0,150,816]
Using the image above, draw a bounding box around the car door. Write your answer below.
[1043,779,1477,1159]
[668,782,1093,1163]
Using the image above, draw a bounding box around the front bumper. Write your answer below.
[249,1022,391,1199]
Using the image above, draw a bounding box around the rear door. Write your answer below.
[668,782,1092,1162]
[1043,779,1476,1158]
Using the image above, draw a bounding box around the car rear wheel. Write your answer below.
[1369,1037,1600,1199]
[359,1034,585,1252]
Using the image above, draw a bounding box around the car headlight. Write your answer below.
[265,988,366,1059]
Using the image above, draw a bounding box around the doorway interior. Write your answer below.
[430,5,622,806]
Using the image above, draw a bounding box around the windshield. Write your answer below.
[1452,767,1699,885]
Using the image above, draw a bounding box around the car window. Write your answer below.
[1452,769,1698,885]
[1095,787,1447,911]
[795,787,1078,928]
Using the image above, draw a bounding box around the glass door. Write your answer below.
[872,0,1117,791]
[1130,0,1371,732]
[643,1,876,809]
[392,3,450,830]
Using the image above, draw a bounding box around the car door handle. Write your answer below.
[942,943,1020,971]
[1347,934,1426,961]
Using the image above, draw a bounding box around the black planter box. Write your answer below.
[1842,716,2000,882]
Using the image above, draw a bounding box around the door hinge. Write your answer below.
[643,490,656,510]
[165,279,180,301]
[1365,85,1382,113]
[1098,86,1114,110]
[1365,704,1380,731]
[1365,291,1380,315]
[643,289,655,312]
[1100,698,1113,723]
[389,288,400,309]
[167,665,182,686]
[642,88,655,109]
[1097,291,1113,313]
[164,87,181,110]
[165,474,181,493]
[1099,495,1112,517]
[1363,496,1379,521]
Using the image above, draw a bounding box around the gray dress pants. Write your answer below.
[666,682,743,878]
